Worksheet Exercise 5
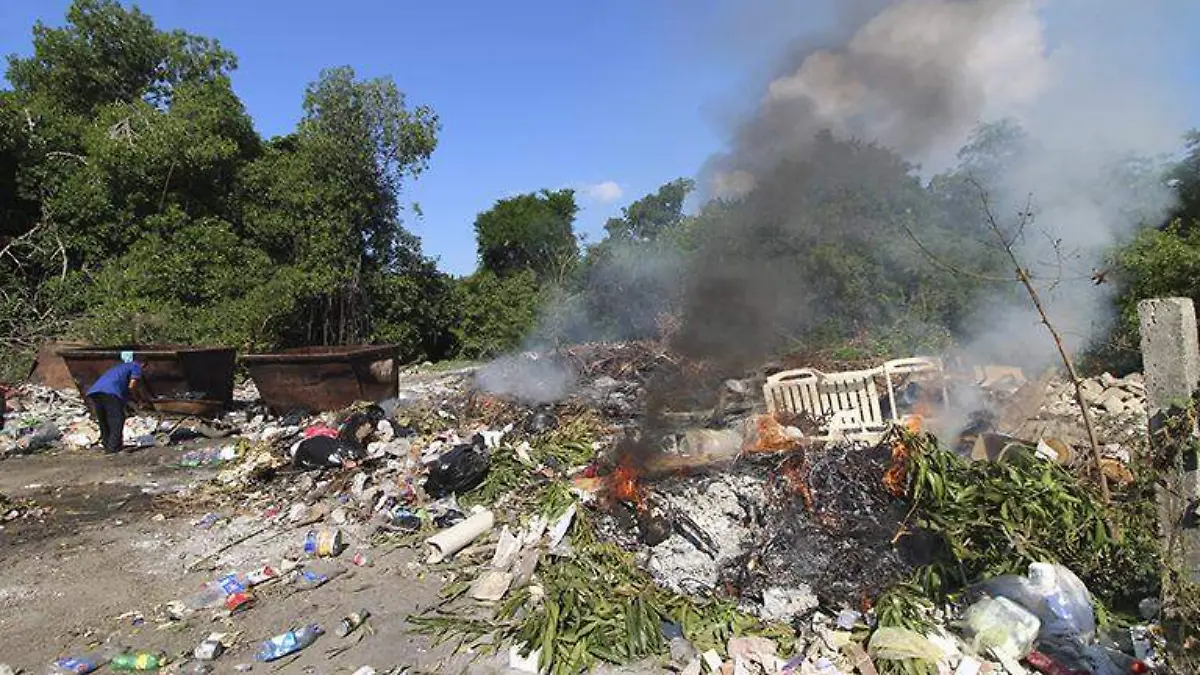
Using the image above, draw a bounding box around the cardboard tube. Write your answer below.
[425,509,495,563]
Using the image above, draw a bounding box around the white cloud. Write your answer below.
[582,181,624,203]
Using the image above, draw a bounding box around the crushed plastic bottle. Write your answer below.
[49,650,113,675]
[109,651,166,671]
[255,624,324,662]
[185,572,252,610]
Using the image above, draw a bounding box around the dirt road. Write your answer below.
[0,446,506,673]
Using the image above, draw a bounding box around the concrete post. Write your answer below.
[1138,297,1200,580]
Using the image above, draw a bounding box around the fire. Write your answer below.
[882,415,923,498]
[749,414,803,453]
[880,390,939,497]
[608,460,646,511]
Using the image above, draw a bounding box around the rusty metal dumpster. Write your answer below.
[241,345,400,414]
[60,345,237,413]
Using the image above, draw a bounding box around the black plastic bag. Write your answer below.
[293,436,365,470]
[424,445,490,498]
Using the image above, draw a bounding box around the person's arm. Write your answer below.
[129,377,147,405]
[129,364,151,405]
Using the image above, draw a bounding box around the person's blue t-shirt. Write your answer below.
[86,362,143,401]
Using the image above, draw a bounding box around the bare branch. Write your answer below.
[970,182,1111,504]
[0,223,43,264]
[898,219,1017,283]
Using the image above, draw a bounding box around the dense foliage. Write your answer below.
[0,0,449,378]
[3,1,1200,380]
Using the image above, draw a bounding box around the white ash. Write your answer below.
[648,474,767,594]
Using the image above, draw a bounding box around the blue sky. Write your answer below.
[3,1,1200,275]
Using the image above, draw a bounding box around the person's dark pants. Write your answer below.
[88,393,126,452]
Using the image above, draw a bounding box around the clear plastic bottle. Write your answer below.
[255,624,324,662]
[184,572,251,610]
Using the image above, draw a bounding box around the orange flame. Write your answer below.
[750,414,802,453]
[882,416,923,498]
[609,461,647,511]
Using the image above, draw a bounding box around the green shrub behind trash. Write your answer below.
[901,429,1161,614]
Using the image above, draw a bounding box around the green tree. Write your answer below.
[602,177,694,242]
[0,2,456,367]
[236,65,441,347]
[454,269,541,359]
[474,189,579,280]
[6,0,235,116]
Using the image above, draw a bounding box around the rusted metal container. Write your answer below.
[241,345,400,414]
[60,345,237,412]
[26,340,88,389]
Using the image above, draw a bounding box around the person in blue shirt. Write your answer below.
[86,351,146,453]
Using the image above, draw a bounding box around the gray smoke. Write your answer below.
[474,351,578,405]
[703,0,1183,373]
[708,0,1052,197]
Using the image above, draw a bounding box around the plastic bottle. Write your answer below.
[336,609,371,637]
[109,651,166,671]
[185,572,251,610]
[255,624,324,662]
[48,651,111,675]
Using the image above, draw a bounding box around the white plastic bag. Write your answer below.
[964,596,1041,659]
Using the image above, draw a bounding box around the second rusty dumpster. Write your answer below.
[241,345,400,414]
[60,345,238,411]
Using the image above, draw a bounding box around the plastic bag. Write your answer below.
[424,444,490,498]
[964,596,1041,659]
[867,627,945,663]
[975,562,1095,642]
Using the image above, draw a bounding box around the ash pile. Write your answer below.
[587,432,926,622]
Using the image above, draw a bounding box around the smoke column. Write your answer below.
[693,0,1184,373]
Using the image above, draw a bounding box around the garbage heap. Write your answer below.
[12,344,1170,675]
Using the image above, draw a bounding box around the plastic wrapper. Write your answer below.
[975,563,1094,642]
[964,596,1041,659]
[867,627,945,663]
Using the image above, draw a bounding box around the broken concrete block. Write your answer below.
[1079,379,1104,403]
[1097,389,1129,415]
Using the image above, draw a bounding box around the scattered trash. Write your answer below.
[426,509,494,563]
[423,444,489,497]
[51,652,110,675]
[255,624,324,662]
[965,596,1041,660]
[110,651,166,671]
[304,527,345,557]
[194,635,226,660]
[336,609,371,638]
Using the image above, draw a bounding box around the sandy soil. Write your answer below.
[0,445,513,674]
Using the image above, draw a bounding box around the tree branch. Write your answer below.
[972,182,1112,504]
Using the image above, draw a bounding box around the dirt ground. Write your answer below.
[0,444,513,674]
